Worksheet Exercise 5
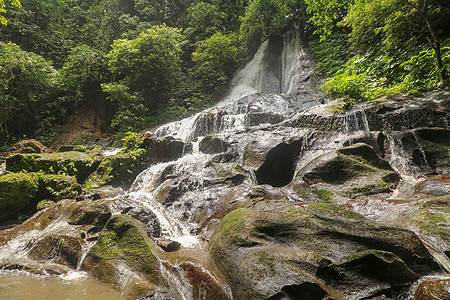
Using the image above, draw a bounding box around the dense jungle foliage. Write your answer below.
[0,0,449,147]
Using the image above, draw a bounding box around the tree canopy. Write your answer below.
[0,0,448,146]
[0,0,21,25]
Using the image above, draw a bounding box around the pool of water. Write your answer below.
[0,270,124,300]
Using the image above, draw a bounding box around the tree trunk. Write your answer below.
[408,0,448,87]
[424,21,448,87]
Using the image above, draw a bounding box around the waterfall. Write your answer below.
[2,27,447,300]
[387,131,432,178]
[153,30,323,142]
[281,30,305,95]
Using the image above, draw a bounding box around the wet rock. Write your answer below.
[414,128,450,175]
[318,249,420,292]
[28,235,82,268]
[143,134,185,162]
[154,176,193,206]
[82,215,162,289]
[413,278,450,300]
[209,204,438,299]
[415,176,450,196]
[211,151,238,163]
[36,199,55,211]
[123,281,156,300]
[122,207,161,238]
[156,238,180,252]
[246,111,284,126]
[180,262,231,300]
[243,140,277,169]
[299,143,399,200]
[188,108,227,139]
[199,135,227,154]
[214,163,247,186]
[289,92,449,133]
[67,200,112,234]
[399,205,450,247]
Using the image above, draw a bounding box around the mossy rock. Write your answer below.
[88,154,148,187]
[36,199,55,211]
[209,205,438,299]
[415,128,450,175]
[36,174,82,200]
[82,214,162,289]
[0,172,39,222]
[298,143,400,200]
[0,172,80,223]
[6,152,100,182]
[405,208,450,246]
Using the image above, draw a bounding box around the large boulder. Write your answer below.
[0,172,39,222]
[143,134,185,162]
[0,199,113,271]
[87,154,148,187]
[209,204,438,299]
[81,214,162,289]
[0,172,81,223]
[6,151,100,182]
[297,143,400,201]
[199,135,227,154]
[289,92,450,132]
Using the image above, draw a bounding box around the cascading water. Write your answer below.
[153,29,324,143]
[1,28,448,300]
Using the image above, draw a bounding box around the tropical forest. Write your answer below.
[0,0,449,299]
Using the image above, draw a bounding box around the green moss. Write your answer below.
[409,209,449,243]
[292,182,311,199]
[5,152,100,182]
[312,188,333,201]
[306,203,366,221]
[36,173,82,200]
[36,199,55,211]
[0,172,81,222]
[251,250,277,278]
[209,209,251,249]
[215,163,245,180]
[121,132,148,158]
[0,172,39,222]
[87,215,161,283]
[88,154,148,187]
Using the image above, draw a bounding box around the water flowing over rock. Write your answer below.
[1,30,449,299]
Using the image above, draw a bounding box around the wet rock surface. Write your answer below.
[413,277,450,300]
[81,214,161,288]
[156,238,181,252]
[209,204,439,300]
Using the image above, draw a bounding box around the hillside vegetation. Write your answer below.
[0,0,448,147]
